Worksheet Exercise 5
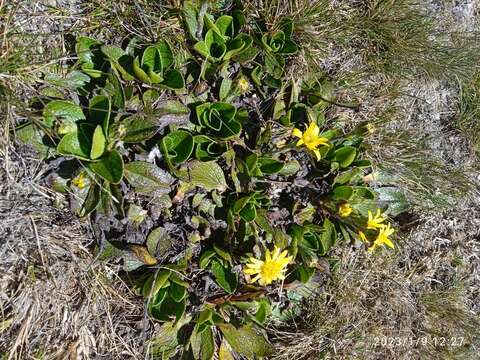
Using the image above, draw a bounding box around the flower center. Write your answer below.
[261,261,282,280]
[303,133,314,144]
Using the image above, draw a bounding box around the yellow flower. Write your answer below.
[366,209,387,230]
[366,123,376,134]
[368,223,395,252]
[338,203,353,217]
[243,246,293,286]
[72,173,87,189]
[237,76,250,92]
[292,122,329,161]
[358,231,368,243]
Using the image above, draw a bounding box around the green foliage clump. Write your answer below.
[16,1,406,358]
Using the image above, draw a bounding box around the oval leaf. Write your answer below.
[90,125,106,159]
[87,150,124,183]
[124,161,174,197]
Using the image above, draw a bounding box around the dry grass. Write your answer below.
[0,146,151,359]
[273,203,480,359]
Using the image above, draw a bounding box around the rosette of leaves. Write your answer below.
[199,245,238,294]
[194,135,227,161]
[196,102,242,139]
[288,219,336,283]
[261,18,298,55]
[193,12,258,65]
[259,18,298,79]
[132,41,185,89]
[231,192,271,222]
[142,269,189,322]
[52,95,124,183]
[186,308,273,359]
[75,36,106,78]
[76,37,184,90]
[160,130,195,165]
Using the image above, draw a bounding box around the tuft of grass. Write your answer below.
[456,73,480,156]
[420,287,480,359]
[367,129,477,210]
[244,0,480,82]
[273,244,480,359]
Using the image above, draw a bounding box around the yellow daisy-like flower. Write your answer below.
[366,209,387,230]
[72,173,87,189]
[338,203,353,217]
[292,122,330,161]
[243,246,293,286]
[368,223,395,252]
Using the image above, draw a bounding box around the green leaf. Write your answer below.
[150,295,186,322]
[254,299,271,324]
[161,130,194,164]
[75,36,103,78]
[199,250,216,269]
[90,125,106,159]
[213,244,233,266]
[180,161,227,192]
[264,51,284,78]
[147,317,192,359]
[147,226,172,259]
[124,161,174,197]
[219,77,233,101]
[196,102,241,139]
[169,282,187,302]
[239,202,256,222]
[78,182,100,217]
[142,45,163,75]
[101,45,135,81]
[182,1,199,40]
[218,323,273,358]
[200,327,215,360]
[334,167,362,185]
[44,70,90,89]
[120,115,158,143]
[133,56,151,84]
[16,123,52,158]
[320,218,336,255]
[331,185,353,201]
[295,265,315,283]
[57,131,91,160]
[161,69,185,90]
[87,150,124,183]
[211,259,237,294]
[334,146,357,168]
[43,100,85,128]
[143,269,171,298]
[104,72,125,109]
[257,157,284,174]
[376,187,410,216]
[89,95,111,134]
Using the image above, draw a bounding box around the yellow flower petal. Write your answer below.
[307,122,319,136]
[383,238,395,249]
[313,149,321,161]
[358,231,368,243]
[292,128,303,138]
